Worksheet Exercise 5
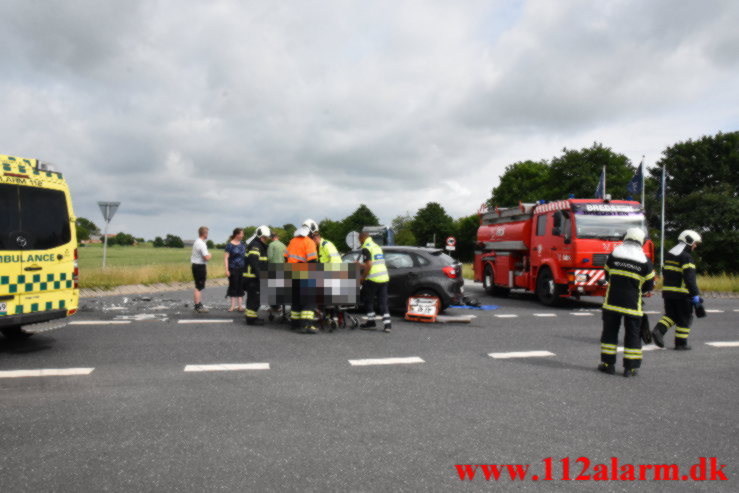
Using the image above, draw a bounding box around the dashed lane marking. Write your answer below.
[705,341,739,348]
[184,363,270,372]
[705,309,724,313]
[349,357,424,366]
[617,345,660,353]
[489,351,555,359]
[533,313,556,317]
[69,320,131,325]
[571,313,593,316]
[178,319,234,324]
[0,368,94,378]
[494,314,518,318]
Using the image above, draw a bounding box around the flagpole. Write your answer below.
[660,165,665,274]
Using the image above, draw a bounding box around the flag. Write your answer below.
[627,159,643,196]
[594,166,606,199]
[656,166,665,199]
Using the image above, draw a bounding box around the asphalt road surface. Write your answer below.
[1,283,737,492]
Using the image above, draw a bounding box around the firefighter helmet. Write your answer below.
[678,229,702,246]
[302,219,319,234]
[624,228,646,245]
[256,225,271,238]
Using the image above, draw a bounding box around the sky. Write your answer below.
[1,0,737,242]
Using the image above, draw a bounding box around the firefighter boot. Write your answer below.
[651,326,666,348]
[597,362,616,375]
[623,368,639,378]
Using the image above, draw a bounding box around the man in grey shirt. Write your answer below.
[191,226,212,313]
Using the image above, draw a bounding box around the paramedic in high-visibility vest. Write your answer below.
[357,230,391,332]
[312,231,342,264]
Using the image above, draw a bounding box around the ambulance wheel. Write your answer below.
[1,326,32,340]
[536,267,562,306]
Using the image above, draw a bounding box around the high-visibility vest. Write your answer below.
[285,236,318,263]
[362,237,389,283]
[319,239,342,264]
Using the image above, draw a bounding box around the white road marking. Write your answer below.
[69,320,131,325]
[733,309,739,313]
[488,351,555,359]
[349,357,425,366]
[705,341,739,348]
[705,309,724,313]
[494,314,518,318]
[0,368,94,378]
[184,363,270,372]
[617,345,660,352]
[571,313,593,316]
[533,313,556,317]
[177,319,234,324]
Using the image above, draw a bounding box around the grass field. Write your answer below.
[460,263,738,292]
[78,244,226,289]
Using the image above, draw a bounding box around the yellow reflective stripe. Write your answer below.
[608,269,645,281]
[660,316,674,326]
[246,309,258,317]
[602,303,642,317]
[259,256,268,261]
[288,254,306,262]
[662,286,689,293]
[601,343,617,349]
[663,265,682,272]
[682,263,696,270]
[644,271,655,280]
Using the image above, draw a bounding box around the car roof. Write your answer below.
[347,246,446,255]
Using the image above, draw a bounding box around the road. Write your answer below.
[1,284,737,492]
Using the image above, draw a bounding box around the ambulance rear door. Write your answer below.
[0,183,22,319]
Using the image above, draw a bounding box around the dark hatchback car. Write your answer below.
[343,246,464,312]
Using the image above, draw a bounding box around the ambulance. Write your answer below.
[0,154,79,339]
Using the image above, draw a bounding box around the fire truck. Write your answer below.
[473,198,654,305]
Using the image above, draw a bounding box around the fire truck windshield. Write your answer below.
[574,213,647,241]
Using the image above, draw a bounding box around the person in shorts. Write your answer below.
[191,226,212,313]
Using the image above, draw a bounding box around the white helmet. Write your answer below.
[294,226,310,237]
[256,225,271,238]
[302,218,319,234]
[678,229,702,246]
[624,228,646,246]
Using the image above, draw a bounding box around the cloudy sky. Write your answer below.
[1,0,737,241]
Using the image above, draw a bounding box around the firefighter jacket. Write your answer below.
[602,240,655,317]
[285,236,318,263]
[318,239,342,264]
[662,243,700,299]
[244,237,268,279]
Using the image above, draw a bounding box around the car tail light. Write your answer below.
[442,266,457,279]
[73,248,79,289]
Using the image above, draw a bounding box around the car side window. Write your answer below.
[385,252,414,269]
[414,254,430,267]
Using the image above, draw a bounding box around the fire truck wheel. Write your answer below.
[483,265,510,297]
[0,326,32,341]
[536,267,563,306]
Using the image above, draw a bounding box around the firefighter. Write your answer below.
[285,224,319,333]
[651,230,702,350]
[598,228,655,377]
[244,225,271,325]
[357,230,391,332]
[312,231,342,264]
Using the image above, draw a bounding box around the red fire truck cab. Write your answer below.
[474,199,654,305]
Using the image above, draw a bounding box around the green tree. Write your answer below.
[411,202,454,247]
[645,131,739,273]
[164,234,184,248]
[206,239,214,249]
[153,236,165,248]
[114,232,135,246]
[76,217,100,235]
[453,214,480,262]
[390,213,415,245]
[318,218,344,249]
[282,223,297,238]
[490,160,550,207]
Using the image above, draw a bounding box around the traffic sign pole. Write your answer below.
[98,202,121,268]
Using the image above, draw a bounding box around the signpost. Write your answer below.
[445,236,456,252]
[98,201,120,268]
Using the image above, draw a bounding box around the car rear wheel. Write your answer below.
[1,326,32,340]
[536,266,563,306]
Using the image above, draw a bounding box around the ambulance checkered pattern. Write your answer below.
[0,273,74,295]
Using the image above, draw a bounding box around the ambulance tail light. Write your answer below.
[442,266,457,279]
[73,248,79,289]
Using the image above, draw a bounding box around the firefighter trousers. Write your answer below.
[654,298,694,347]
[245,278,260,322]
[290,278,315,330]
[600,310,642,370]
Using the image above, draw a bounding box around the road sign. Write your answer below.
[98,202,120,222]
[446,236,456,246]
[345,231,361,250]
